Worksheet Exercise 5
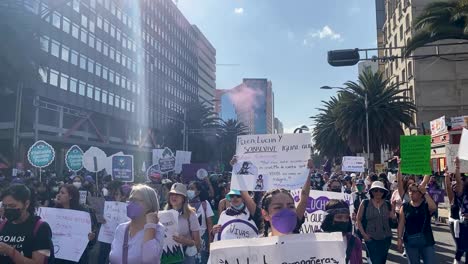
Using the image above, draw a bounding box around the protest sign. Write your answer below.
[152,149,164,166]
[430,116,447,135]
[428,188,445,203]
[209,233,345,264]
[159,210,184,264]
[446,144,468,173]
[400,136,431,175]
[231,133,311,191]
[79,190,87,204]
[98,201,129,244]
[27,140,55,168]
[111,155,134,182]
[88,197,106,223]
[375,163,386,174]
[159,148,176,173]
[83,146,107,172]
[38,207,91,262]
[342,156,365,172]
[147,164,162,183]
[459,128,468,161]
[291,190,353,233]
[451,116,468,130]
[215,213,259,241]
[181,163,210,184]
[65,145,84,172]
[175,151,192,174]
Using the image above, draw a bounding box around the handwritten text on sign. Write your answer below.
[159,210,184,263]
[400,136,431,176]
[342,156,365,172]
[291,190,353,233]
[446,144,468,173]
[209,233,345,264]
[231,133,311,191]
[98,202,129,244]
[38,207,91,262]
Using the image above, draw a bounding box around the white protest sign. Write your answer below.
[459,128,468,161]
[291,190,353,233]
[38,207,91,262]
[215,213,259,241]
[209,233,345,264]
[83,147,107,172]
[98,201,129,244]
[152,149,164,166]
[175,151,192,174]
[231,133,311,191]
[159,210,185,262]
[446,144,468,173]
[79,190,87,204]
[342,156,365,172]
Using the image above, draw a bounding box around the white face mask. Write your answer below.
[102,188,109,196]
[73,182,82,189]
[187,190,196,200]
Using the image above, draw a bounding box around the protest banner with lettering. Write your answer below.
[175,151,192,174]
[88,197,106,223]
[459,128,468,161]
[446,144,468,173]
[342,156,365,172]
[98,201,129,244]
[215,213,259,241]
[152,149,164,166]
[27,140,55,168]
[147,164,162,183]
[209,233,345,264]
[451,116,468,130]
[111,155,134,182]
[159,210,184,264]
[291,190,353,233]
[181,163,209,184]
[79,190,87,205]
[38,207,91,262]
[65,145,84,172]
[428,188,445,203]
[430,116,447,135]
[159,148,176,173]
[400,136,431,175]
[231,133,311,191]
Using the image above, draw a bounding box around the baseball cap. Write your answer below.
[169,183,187,197]
[226,189,241,201]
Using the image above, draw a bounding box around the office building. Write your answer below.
[193,25,216,108]
[358,61,378,75]
[274,118,284,134]
[380,0,468,132]
[0,0,212,170]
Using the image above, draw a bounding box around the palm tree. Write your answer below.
[219,119,249,169]
[0,0,47,94]
[405,0,468,55]
[312,96,351,159]
[335,69,416,158]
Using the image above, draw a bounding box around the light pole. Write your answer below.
[320,86,371,170]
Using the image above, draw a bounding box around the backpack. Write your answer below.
[0,218,55,263]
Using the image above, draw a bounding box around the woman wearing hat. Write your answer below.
[397,176,437,263]
[356,180,397,264]
[164,183,201,264]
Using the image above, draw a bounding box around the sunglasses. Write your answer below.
[230,195,241,199]
[371,189,384,193]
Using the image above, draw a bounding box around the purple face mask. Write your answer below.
[126,201,144,219]
[271,208,297,234]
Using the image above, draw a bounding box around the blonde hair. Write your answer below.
[164,193,195,219]
[129,184,159,212]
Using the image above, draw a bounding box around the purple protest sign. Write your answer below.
[181,163,209,184]
[428,188,445,203]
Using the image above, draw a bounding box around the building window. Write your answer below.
[80,28,87,43]
[399,25,403,41]
[60,73,69,90]
[87,59,94,74]
[72,23,79,38]
[39,69,48,83]
[96,39,102,52]
[116,51,121,64]
[126,100,131,111]
[95,63,101,77]
[120,97,125,110]
[70,78,77,93]
[121,76,126,89]
[71,51,78,65]
[115,95,120,108]
[110,48,115,60]
[116,30,121,41]
[94,87,101,101]
[49,70,59,86]
[87,84,94,98]
[109,93,114,106]
[79,55,87,70]
[102,67,108,80]
[103,43,109,56]
[109,71,114,83]
[102,90,108,104]
[90,0,96,9]
[40,36,49,52]
[408,61,413,77]
[61,45,69,62]
[115,73,120,86]
[110,25,115,37]
[62,17,70,33]
[89,20,95,33]
[78,81,86,96]
[402,69,406,82]
[89,34,95,48]
[104,20,109,33]
[73,0,79,12]
[52,12,61,28]
[51,41,60,57]
[97,16,102,29]
[81,15,88,28]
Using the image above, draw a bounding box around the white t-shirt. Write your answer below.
[195,201,214,234]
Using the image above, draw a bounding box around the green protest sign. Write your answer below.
[400,135,431,175]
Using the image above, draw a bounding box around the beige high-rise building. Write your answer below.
[380,0,468,133]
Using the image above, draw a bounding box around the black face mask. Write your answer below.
[4,208,22,222]
[331,188,341,193]
[332,221,352,233]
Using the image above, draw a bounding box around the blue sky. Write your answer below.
[178,0,378,133]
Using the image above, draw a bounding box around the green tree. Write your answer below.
[335,69,416,158]
[0,1,47,94]
[219,119,249,169]
[312,96,351,159]
[405,0,468,55]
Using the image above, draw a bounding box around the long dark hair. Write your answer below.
[321,199,352,233]
[190,181,209,201]
[58,184,81,210]
[1,184,36,215]
[260,188,293,237]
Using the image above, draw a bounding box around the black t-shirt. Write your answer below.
[403,201,435,246]
[0,215,53,264]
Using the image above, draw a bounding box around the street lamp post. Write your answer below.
[320,85,371,170]
[294,125,310,134]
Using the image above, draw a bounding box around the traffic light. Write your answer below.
[327,49,360,67]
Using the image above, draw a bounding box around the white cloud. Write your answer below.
[309,26,342,40]
[234,8,244,15]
